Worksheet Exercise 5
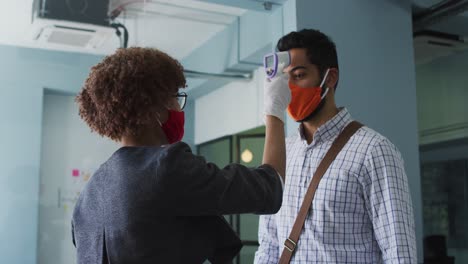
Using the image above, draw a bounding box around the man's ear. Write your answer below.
[326,68,339,89]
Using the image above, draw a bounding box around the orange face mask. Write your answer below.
[287,69,330,121]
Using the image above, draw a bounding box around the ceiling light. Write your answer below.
[241,149,253,163]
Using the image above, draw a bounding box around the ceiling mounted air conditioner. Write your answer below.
[31,0,114,50]
[414,30,468,65]
[31,18,114,49]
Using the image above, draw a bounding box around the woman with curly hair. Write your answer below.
[72,47,290,263]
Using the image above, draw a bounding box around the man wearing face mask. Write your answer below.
[72,47,291,263]
[255,29,416,263]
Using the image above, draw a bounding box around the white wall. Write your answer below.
[0,81,43,264]
[0,44,103,264]
[37,94,119,264]
[195,68,266,144]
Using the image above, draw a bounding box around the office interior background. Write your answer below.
[0,0,467,263]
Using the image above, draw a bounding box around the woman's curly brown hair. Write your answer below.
[76,47,186,141]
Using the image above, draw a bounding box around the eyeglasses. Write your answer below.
[175,92,188,110]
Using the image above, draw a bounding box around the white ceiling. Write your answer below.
[0,0,246,60]
[1,0,466,68]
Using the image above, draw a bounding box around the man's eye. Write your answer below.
[294,73,305,79]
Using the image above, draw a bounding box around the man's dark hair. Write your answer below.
[277,29,339,87]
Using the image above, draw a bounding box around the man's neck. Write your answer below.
[302,104,340,145]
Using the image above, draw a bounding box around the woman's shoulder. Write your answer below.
[161,141,193,154]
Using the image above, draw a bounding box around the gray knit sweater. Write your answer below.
[72,142,283,264]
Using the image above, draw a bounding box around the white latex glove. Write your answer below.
[263,74,291,123]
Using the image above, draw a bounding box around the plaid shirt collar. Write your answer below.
[297,107,353,147]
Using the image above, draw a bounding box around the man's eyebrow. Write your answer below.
[289,66,307,73]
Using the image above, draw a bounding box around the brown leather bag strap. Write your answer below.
[278,121,363,264]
